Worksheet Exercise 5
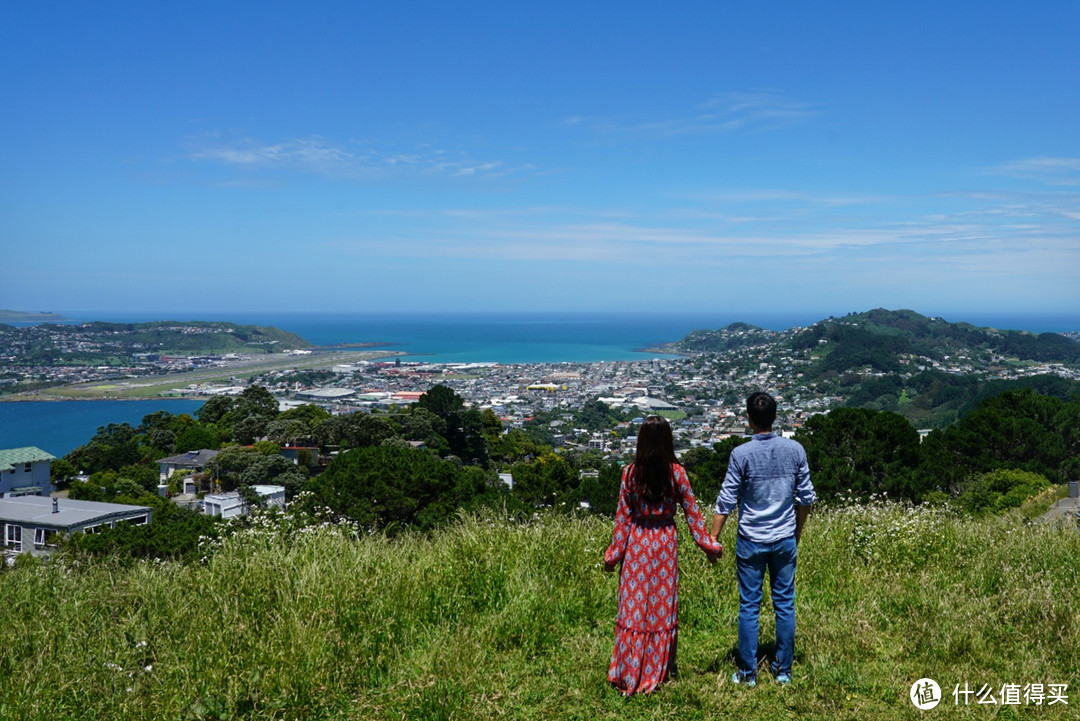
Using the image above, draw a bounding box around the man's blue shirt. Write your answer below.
[715,432,815,543]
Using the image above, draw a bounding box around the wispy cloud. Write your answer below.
[318,184,1079,290]
[565,91,820,142]
[986,157,1080,186]
[183,133,534,181]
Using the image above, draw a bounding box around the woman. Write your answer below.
[603,415,722,696]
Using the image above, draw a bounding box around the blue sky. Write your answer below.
[2,1,1078,318]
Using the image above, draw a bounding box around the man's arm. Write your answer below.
[712,452,741,544]
[711,512,728,543]
[795,504,810,545]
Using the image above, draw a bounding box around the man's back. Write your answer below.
[719,433,814,543]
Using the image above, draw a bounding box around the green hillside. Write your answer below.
[1,320,311,366]
[669,309,1080,428]
[2,506,1076,720]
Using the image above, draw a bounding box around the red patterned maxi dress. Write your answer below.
[603,463,721,696]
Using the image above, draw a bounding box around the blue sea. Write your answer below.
[0,400,206,459]
[3,310,1079,457]
[31,310,834,363]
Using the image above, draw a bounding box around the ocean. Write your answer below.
[30,311,836,363]
[0,400,206,459]
[3,310,1079,457]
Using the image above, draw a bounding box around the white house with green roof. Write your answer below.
[0,447,56,498]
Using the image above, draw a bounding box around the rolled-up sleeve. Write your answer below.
[714,456,741,515]
[794,447,816,506]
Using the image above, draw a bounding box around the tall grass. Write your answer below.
[1,502,1077,720]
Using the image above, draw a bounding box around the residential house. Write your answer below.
[203,484,285,519]
[0,495,152,558]
[157,449,220,481]
[0,447,56,498]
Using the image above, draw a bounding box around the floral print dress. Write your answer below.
[603,463,721,696]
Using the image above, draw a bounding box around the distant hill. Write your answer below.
[669,308,1080,427]
[670,322,777,352]
[0,309,68,322]
[789,308,1080,368]
[670,308,1080,365]
[1,320,312,366]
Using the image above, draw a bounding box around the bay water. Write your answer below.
[3,310,1078,458]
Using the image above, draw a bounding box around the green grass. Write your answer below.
[655,410,688,422]
[1,502,1077,720]
[1019,484,1071,519]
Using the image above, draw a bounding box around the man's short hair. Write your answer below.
[747,391,777,429]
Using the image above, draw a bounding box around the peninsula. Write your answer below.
[0,309,68,322]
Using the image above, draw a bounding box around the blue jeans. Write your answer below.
[734,535,798,679]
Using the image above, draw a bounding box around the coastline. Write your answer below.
[0,349,400,402]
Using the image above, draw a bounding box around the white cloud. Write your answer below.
[566,91,820,142]
[184,133,532,181]
[987,157,1080,186]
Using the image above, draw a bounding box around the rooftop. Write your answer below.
[157,449,220,466]
[0,447,57,472]
[0,495,151,528]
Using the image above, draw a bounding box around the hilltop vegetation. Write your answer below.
[51,379,1080,567]
[1,320,311,367]
[668,308,1080,428]
[2,504,1077,720]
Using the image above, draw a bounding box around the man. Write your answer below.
[711,391,815,687]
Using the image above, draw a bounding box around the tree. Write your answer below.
[417,384,464,419]
[207,446,254,487]
[511,452,578,508]
[328,412,396,450]
[66,422,141,475]
[238,454,308,499]
[307,445,494,532]
[63,496,217,563]
[233,384,279,420]
[196,395,234,424]
[796,408,923,501]
[233,415,268,445]
[175,424,220,453]
[681,436,750,504]
[398,407,449,453]
[145,428,177,455]
[577,460,622,515]
[50,458,77,489]
[956,469,1052,514]
[118,463,159,494]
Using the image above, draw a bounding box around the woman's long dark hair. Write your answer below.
[630,415,678,503]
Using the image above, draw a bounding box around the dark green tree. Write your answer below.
[417,384,464,419]
[196,395,234,424]
[328,412,396,450]
[796,408,924,501]
[307,445,494,532]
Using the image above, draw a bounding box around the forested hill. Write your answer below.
[671,308,1080,366]
[1,320,311,364]
[670,322,778,352]
[668,309,1080,427]
[790,308,1080,366]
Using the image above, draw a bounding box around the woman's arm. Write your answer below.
[674,465,722,560]
[603,466,632,570]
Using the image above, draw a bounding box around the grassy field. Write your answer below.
[1,501,1077,720]
[12,351,391,400]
